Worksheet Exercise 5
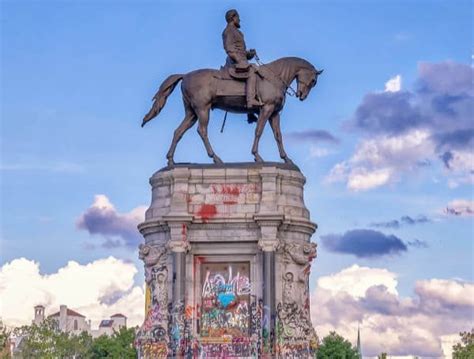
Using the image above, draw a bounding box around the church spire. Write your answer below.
[356,324,362,358]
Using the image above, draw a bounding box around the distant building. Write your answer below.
[33,305,45,325]
[92,313,127,337]
[30,305,127,337]
[48,305,91,334]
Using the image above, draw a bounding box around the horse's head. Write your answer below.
[296,67,323,101]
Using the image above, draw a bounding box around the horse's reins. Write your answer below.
[221,52,299,133]
[254,53,298,97]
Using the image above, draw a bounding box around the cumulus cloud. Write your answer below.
[0,257,145,328]
[321,229,408,258]
[371,215,431,229]
[286,129,340,144]
[317,264,398,298]
[384,74,402,93]
[76,195,146,248]
[311,265,474,357]
[329,61,473,191]
[445,199,474,216]
[326,130,434,191]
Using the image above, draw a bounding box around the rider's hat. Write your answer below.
[225,9,239,23]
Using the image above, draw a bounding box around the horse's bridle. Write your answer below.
[254,53,299,97]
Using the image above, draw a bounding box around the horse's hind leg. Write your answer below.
[196,107,223,164]
[166,105,197,166]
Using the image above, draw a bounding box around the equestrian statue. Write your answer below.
[142,9,323,166]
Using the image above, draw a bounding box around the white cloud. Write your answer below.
[311,265,474,357]
[384,75,402,92]
[444,199,474,216]
[0,257,145,328]
[346,168,393,191]
[415,279,474,307]
[317,264,398,298]
[444,150,474,188]
[326,130,434,191]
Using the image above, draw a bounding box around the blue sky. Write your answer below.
[1,0,473,356]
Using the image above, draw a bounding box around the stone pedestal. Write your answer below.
[136,163,318,358]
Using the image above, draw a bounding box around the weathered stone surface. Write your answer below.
[136,163,318,358]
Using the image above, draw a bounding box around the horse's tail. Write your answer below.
[141,74,184,127]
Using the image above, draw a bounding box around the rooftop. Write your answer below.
[99,319,114,327]
[110,313,126,318]
[48,308,85,318]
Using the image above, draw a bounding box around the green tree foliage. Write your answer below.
[452,329,474,359]
[12,319,93,358]
[0,320,11,359]
[317,331,360,359]
[10,320,136,359]
[89,327,137,359]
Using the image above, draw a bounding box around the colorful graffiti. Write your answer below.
[200,263,251,339]
[135,246,170,358]
[136,249,318,358]
[168,301,193,357]
[275,301,318,357]
[140,342,168,358]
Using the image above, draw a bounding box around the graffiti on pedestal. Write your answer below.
[199,262,255,357]
[168,301,194,357]
[276,240,319,356]
[200,263,251,336]
[191,183,260,221]
[136,244,170,358]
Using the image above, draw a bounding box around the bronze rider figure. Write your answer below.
[222,9,263,109]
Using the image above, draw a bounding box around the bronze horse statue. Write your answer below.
[142,57,323,166]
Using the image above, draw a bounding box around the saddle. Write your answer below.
[214,64,261,97]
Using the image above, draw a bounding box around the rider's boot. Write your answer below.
[247,68,263,108]
[247,113,258,124]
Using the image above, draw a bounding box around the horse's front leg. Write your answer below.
[251,105,274,162]
[269,112,293,164]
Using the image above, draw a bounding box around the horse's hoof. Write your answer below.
[254,154,264,163]
[167,158,175,167]
[213,156,224,165]
[283,157,294,165]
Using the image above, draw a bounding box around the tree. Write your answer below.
[89,327,137,358]
[452,329,474,359]
[378,353,388,359]
[12,318,92,358]
[317,331,360,359]
[0,321,11,359]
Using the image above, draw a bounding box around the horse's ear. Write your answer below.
[317,69,324,75]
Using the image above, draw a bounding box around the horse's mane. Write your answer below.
[261,57,316,86]
[266,57,316,72]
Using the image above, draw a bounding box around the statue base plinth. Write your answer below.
[136,163,318,358]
